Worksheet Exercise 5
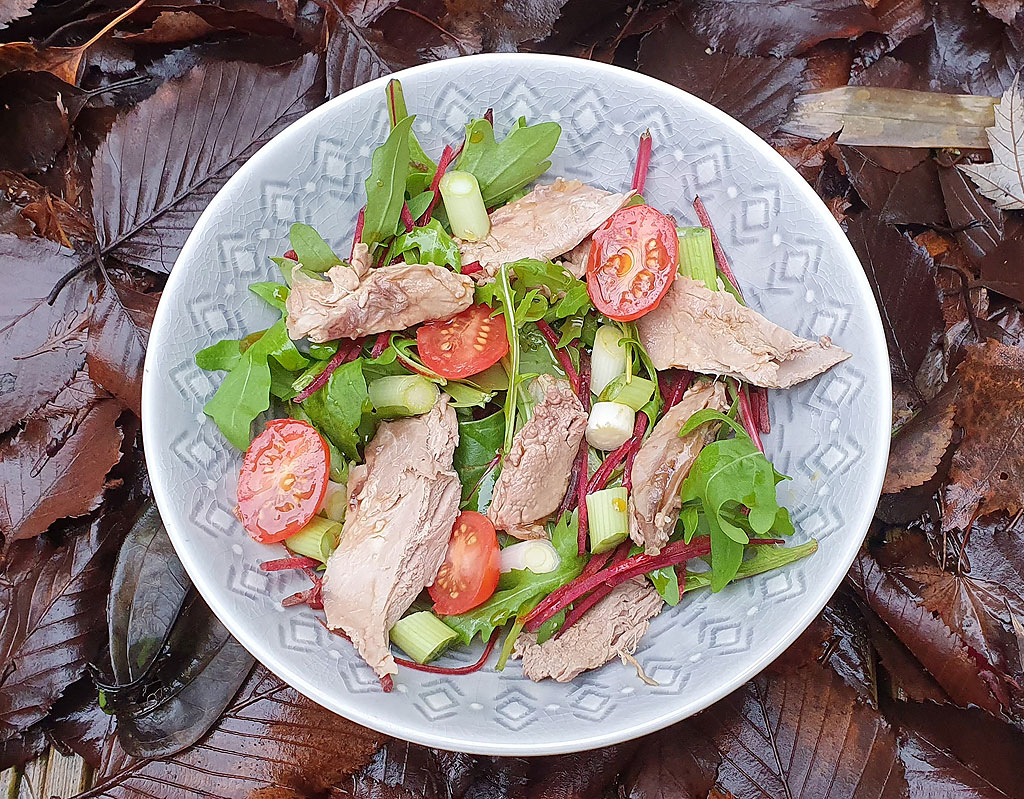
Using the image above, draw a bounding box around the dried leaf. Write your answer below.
[116,5,297,45]
[820,590,878,705]
[980,0,1023,24]
[0,0,36,30]
[676,0,878,58]
[773,131,842,184]
[884,392,956,493]
[324,8,394,99]
[0,723,45,771]
[48,677,117,770]
[86,277,158,417]
[941,340,1024,531]
[0,370,123,545]
[638,14,806,138]
[688,660,906,798]
[84,665,382,799]
[868,0,928,51]
[340,0,401,26]
[0,511,123,741]
[530,0,675,61]
[844,214,943,383]
[960,74,1024,211]
[927,1,1023,97]
[0,72,89,174]
[619,724,720,799]
[89,54,324,273]
[841,146,947,226]
[0,171,94,245]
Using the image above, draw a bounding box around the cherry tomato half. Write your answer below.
[236,419,329,543]
[586,205,678,321]
[417,304,509,379]
[430,511,501,615]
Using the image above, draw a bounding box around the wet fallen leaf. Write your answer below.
[82,664,383,799]
[868,0,928,52]
[88,54,323,273]
[48,677,117,770]
[820,590,879,705]
[773,132,842,184]
[941,340,1024,531]
[884,391,956,493]
[960,74,1024,211]
[116,4,297,45]
[0,71,89,174]
[980,0,1024,24]
[85,276,158,417]
[0,171,94,245]
[844,214,943,384]
[0,508,124,743]
[340,0,401,27]
[324,6,395,99]
[618,724,720,799]
[0,0,37,30]
[676,0,878,58]
[840,146,947,226]
[0,723,45,771]
[927,1,1023,97]
[0,370,123,545]
[638,14,806,137]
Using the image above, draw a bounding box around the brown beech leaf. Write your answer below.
[339,0,401,26]
[48,677,117,770]
[86,277,158,417]
[676,0,878,58]
[772,132,842,184]
[941,340,1024,531]
[619,724,720,799]
[0,171,94,246]
[868,0,928,52]
[688,661,906,798]
[116,5,297,45]
[0,233,94,432]
[848,542,1004,715]
[0,0,146,83]
[88,54,323,273]
[980,0,1023,24]
[927,1,1023,97]
[820,589,879,705]
[840,146,947,227]
[324,7,394,99]
[638,14,806,138]
[0,369,123,545]
[83,664,383,799]
[884,391,956,493]
[844,214,943,384]
[0,72,89,175]
[0,512,122,741]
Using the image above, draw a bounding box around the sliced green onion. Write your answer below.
[598,374,656,411]
[389,611,458,664]
[285,516,342,563]
[677,227,717,290]
[586,401,635,451]
[590,324,628,396]
[368,375,439,418]
[440,170,491,241]
[587,487,629,553]
[499,539,561,574]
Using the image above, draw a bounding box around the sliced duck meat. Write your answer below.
[487,374,587,539]
[635,276,851,388]
[459,179,631,278]
[322,398,461,679]
[513,578,663,682]
[285,242,475,343]
[629,381,729,555]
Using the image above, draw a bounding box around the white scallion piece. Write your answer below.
[586,401,635,451]
[590,324,628,396]
[499,539,561,575]
[439,170,491,241]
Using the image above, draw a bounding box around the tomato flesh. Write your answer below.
[236,419,329,543]
[430,511,501,615]
[586,205,678,321]
[417,304,509,379]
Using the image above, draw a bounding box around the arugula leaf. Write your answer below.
[443,382,494,408]
[202,337,273,450]
[405,190,434,222]
[289,223,342,272]
[196,339,242,372]
[301,360,370,459]
[679,408,791,592]
[649,566,681,605]
[362,116,415,250]
[389,219,461,270]
[258,321,308,372]
[444,511,585,645]
[454,118,561,206]
[520,325,565,381]
[682,540,817,593]
[453,410,504,512]
[535,609,565,644]
[250,281,289,311]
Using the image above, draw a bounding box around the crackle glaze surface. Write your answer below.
[142,54,890,755]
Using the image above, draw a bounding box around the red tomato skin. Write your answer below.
[586,205,678,321]
[430,511,501,615]
[417,305,509,379]
[236,419,329,544]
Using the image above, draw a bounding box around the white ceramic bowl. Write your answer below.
[142,53,890,755]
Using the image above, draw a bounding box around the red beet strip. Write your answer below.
[484,107,494,126]
[400,202,416,232]
[631,130,652,194]
[419,144,459,225]
[556,542,631,637]
[557,453,582,518]
[283,249,297,261]
[575,351,592,555]
[260,555,320,572]
[371,332,391,359]
[587,408,650,494]
[622,413,649,492]
[693,195,742,297]
[351,206,365,258]
[664,370,694,409]
[394,628,501,675]
[751,387,771,434]
[462,260,483,274]
[293,337,365,403]
[737,383,765,453]
[535,320,580,395]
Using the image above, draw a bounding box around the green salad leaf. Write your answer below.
[196,339,242,372]
[301,359,370,460]
[202,335,274,450]
[682,540,817,593]
[389,219,461,270]
[289,223,342,272]
[362,115,415,250]
[386,79,435,196]
[453,410,504,513]
[259,321,308,372]
[679,408,792,592]
[405,190,434,221]
[454,118,561,206]
[250,281,289,311]
[444,511,585,645]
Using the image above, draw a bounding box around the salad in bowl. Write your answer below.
[195,79,849,692]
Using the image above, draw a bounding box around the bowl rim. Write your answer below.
[142,51,892,755]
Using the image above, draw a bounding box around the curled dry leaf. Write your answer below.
[0,171,94,246]
[980,0,1024,25]
[0,370,123,545]
[840,146,947,227]
[941,340,1024,531]
[86,277,158,417]
[324,7,394,99]
[0,233,94,432]
[0,72,88,175]
[0,510,123,743]
[88,54,324,273]
[80,665,383,799]
[638,14,806,138]
[960,73,1024,211]
[884,391,956,494]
